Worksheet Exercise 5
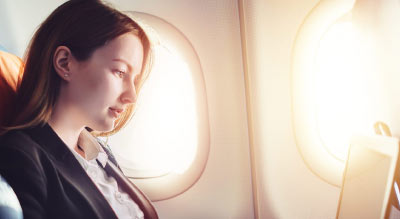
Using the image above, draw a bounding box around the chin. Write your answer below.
[89,120,115,133]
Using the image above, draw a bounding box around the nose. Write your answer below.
[120,81,137,104]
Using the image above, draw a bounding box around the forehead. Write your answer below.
[90,33,144,72]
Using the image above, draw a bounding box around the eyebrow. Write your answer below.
[112,58,133,73]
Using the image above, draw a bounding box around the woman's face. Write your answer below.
[66,33,144,131]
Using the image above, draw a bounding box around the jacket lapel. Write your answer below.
[80,127,158,218]
[26,123,158,219]
[102,160,159,219]
[25,124,118,219]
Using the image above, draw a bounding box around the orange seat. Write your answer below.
[0,50,23,126]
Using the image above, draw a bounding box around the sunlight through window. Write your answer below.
[109,44,198,177]
[100,12,210,201]
[315,22,359,161]
[315,20,377,161]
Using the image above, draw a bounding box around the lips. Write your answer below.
[109,107,123,118]
[110,108,123,113]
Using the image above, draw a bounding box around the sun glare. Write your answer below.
[110,44,198,176]
[315,21,375,161]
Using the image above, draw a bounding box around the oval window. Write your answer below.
[292,0,399,186]
[292,1,356,186]
[106,12,210,201]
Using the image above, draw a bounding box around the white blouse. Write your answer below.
[70,133,144,219]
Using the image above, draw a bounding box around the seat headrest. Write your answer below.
[0,51,24,126]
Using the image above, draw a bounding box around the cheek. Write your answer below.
[70,72,108,109]
[90,74,122,109]
[69,67,124,114]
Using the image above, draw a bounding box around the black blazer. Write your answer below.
[0,124,158,219]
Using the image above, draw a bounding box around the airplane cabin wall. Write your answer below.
[0,0,67,57]
[241,0,341,218]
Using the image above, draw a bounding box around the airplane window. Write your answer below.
[110,43,198,177]
[292,1,357,186]
[315,20,358,162]
[105,12,210,201]
[293,0,400,186]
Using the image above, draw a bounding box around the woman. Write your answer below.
[0,0,158,218]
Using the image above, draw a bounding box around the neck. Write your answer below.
[48,101,85,151]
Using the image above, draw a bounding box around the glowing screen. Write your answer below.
[337,137,398,219]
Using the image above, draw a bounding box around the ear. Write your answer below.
[53,46,74,81]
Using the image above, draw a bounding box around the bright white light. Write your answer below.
[110,45,198,176]
[315,21,373,161]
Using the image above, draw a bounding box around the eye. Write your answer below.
[114,69,126,78]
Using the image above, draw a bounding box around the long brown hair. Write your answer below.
[2,0,152,136]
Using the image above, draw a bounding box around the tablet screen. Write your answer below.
[337,136,399,219]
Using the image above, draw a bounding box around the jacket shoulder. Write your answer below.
[0,129,42,154]
[0,130,48,218]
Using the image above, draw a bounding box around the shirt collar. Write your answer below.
[76,129,108,167]
[24,124,109,167]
